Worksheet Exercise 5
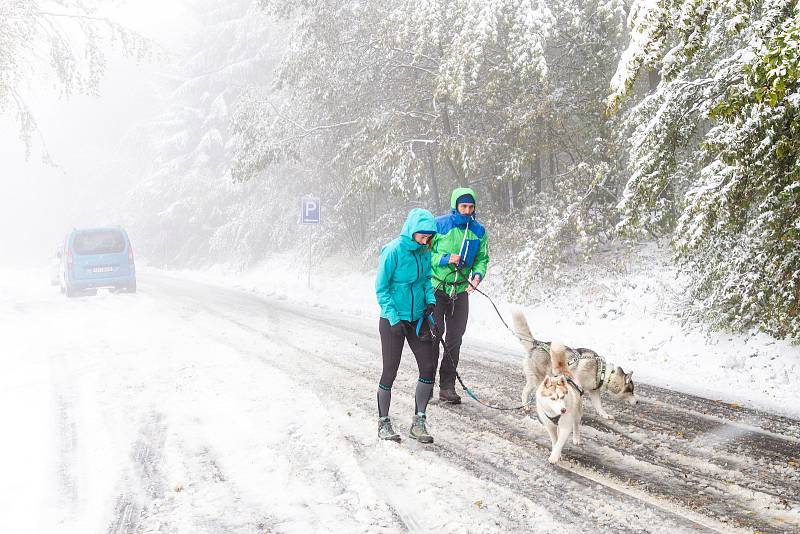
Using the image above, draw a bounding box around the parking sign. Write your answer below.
[301,196,320,224]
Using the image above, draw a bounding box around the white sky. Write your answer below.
[0,0,192,265]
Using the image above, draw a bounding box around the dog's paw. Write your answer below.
[548,454,559,464]
[572,436,581,445]
[522,405,531,413]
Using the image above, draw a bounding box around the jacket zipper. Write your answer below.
[411,252,421,316]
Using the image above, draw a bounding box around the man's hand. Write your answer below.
[423,303,435,318]
[448,254,461,265]
[467,274,482,294]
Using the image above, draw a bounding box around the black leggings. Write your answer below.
[378,318,436,387]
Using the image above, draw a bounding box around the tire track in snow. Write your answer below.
[106,411,167,534]
[146,276,410,532]
[140,441,280,534]
[150,278,717,533]
[49,354,79,519]
[260,298,800,531]
[147,274,800,532]
[437,355,800,533]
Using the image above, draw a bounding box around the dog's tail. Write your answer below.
[550,341,569,376]
[512,308,536,352]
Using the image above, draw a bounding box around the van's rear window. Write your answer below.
[73,231,126,255]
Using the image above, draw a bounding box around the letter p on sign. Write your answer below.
[301,196,320,224]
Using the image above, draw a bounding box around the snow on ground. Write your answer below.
[0,268,563,533]
[176,242,800,419]
[3,241,799,532]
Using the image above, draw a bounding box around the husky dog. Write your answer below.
[514,310,637,421]
[536,342,583,464]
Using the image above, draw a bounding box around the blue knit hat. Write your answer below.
[455,193,475,206]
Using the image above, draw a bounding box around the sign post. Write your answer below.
[300,196,321,288]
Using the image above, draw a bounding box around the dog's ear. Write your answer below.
[543,376,552,387]
[626,371,633,382]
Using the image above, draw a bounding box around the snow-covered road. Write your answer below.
[2,271,798,533]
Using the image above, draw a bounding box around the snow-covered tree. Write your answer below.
[124,0,288,267]
[235,0,554,201]
[609,0,800,338]
[0,0,150,157]
[233,0,628,277]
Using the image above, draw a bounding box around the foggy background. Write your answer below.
[1,0,798,340]
[0,0,187,265]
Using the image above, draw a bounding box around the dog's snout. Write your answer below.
[560,407,566,414]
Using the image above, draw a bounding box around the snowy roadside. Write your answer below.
[166,243,800,420]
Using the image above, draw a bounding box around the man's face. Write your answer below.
[457,203,475,216]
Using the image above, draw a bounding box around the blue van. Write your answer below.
[61,227,136,297]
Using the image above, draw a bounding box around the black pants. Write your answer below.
[432,289,469,390]
[378,318,436,388]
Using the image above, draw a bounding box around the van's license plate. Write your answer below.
[92,266,113,273]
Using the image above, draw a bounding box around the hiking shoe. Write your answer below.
[409,413,434,444]
[378,417,400,442]
[439,388,462,404]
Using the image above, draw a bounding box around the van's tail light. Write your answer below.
[66,248,73,268]
[128,246,134,264]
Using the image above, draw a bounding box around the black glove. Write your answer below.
[423,303,435,318]
[390,321,406,336]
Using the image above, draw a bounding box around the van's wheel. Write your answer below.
[127,281,137,293]
[60,284,65,294]
[66,285,77,298]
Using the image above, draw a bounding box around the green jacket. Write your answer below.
[375,208,438,325]
[431,187,489,295]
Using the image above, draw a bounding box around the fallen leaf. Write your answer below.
[474,500,483,508]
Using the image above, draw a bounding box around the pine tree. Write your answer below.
[609,0,799,338]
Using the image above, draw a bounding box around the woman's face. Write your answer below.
[413,233,433,245]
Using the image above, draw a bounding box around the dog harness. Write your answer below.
[568,350,614,389]
[538,411,562,425]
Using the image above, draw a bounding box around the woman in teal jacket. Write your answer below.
[375,208,437,443]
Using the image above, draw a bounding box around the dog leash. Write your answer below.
[427,315,536,411]
[434,268,537,345]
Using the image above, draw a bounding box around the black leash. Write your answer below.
[429,268,536,410]
[431,264,586,410]
[434,266,535,344]
[429,316,535,411]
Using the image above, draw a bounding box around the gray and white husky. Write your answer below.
[514,310,638,421]
[536,341,583,464]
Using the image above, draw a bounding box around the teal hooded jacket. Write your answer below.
[375,208,438,325]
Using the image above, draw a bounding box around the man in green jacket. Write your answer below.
[430,187,489,404]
